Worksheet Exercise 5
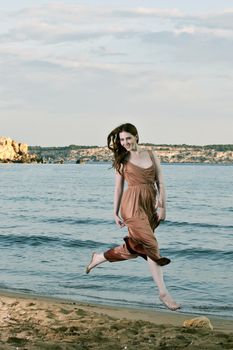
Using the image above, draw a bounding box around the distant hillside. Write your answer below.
[28,144,233,164]
[143,144,233,152]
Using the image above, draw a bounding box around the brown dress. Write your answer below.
[104,150,170,266]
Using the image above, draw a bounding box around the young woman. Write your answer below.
[86,123,180,311]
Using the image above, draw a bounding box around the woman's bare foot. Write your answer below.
[86,252,106,274]
[159,293,181,311]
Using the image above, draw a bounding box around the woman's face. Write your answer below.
[119,131,138,151]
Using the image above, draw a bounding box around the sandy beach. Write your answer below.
[0,290,232,349]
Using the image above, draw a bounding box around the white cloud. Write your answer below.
[2,5,233,45]
[174,26,233,39]
[114,7,185,18]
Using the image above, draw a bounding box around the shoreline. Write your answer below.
[1,289,233,331]
[0,290,233,349]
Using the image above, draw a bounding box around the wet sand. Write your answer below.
[0,290,232,349]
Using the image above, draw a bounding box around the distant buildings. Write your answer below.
[29,144,233,164]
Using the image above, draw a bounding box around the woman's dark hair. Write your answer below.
[107,123,139,174]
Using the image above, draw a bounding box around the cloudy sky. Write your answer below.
[1,0,233,146]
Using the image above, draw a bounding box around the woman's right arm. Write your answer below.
[114,168,125,228]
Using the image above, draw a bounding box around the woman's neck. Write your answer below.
[129,145,140,154]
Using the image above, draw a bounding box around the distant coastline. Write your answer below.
[1,136,232,164]
[28,144,233,164]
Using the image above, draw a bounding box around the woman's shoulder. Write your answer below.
[147,148,159,158]
[139,147,155,155]
[146,149,161,167]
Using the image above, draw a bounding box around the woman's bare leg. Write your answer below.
[86,253,107,274]
[147,257,181,311]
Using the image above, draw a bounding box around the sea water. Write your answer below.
[0,163,232,318]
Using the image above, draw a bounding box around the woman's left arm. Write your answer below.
[152,151,166,221]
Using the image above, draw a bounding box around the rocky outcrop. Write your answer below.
[0,137,38,163]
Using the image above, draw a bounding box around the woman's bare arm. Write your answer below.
[153,151,166,220]
[114,167,125,227]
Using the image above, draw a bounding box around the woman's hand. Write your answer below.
[114,214,125,228]
[157,207,166,221]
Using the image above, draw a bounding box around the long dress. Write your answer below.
[104,150,171,266]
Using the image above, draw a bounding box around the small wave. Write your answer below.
[166,247,233,260]
[165,220,233,230]
[192,304,233,312]
[84,274,151,284]
[0,285,33,294]
[62,284,108,291]
[0,225,22,229]
[3,195,38,202]
[0,234,110,249]
[43,217,112,225]
[72,292,155,309]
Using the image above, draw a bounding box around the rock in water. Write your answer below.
[183,316,213,330]
[0,136,37,163]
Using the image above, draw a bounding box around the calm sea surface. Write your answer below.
[0,163,232,318]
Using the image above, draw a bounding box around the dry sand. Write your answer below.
[0,290,232,349]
